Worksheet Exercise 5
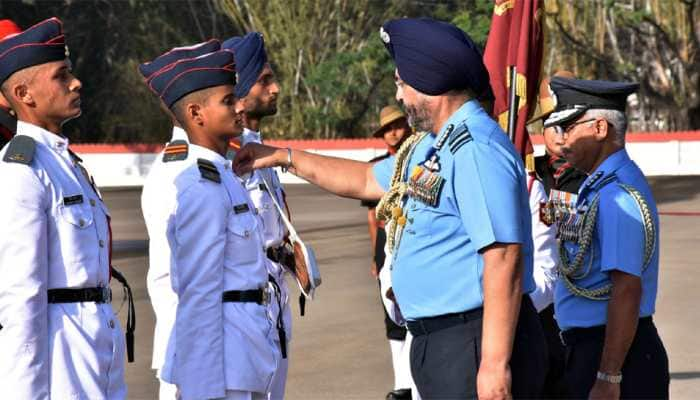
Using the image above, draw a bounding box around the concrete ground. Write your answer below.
[104,176,700,399]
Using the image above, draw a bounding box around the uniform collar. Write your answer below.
[433,99,482,138]
[16,120,70,154]
[170,126,188,142]
[243,127,261,141]
[188,143,227,165]
[580,148,630,194]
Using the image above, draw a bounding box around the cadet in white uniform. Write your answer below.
[138,39,222,400]
[223,33,291,399]
[0,17,127,399]
[143,48,280,400]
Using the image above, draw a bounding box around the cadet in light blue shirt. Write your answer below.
[233,18,547,400]
[544,77,669,399]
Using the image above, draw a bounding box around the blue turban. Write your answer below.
[222,32,267,98]
[380,18,492,99]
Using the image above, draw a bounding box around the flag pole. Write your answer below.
[507,65,519,142]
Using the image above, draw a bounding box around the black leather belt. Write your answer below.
[48,287,112,303]
[407,306,484,336]
[222,289,269,305]
[560,316,653,346]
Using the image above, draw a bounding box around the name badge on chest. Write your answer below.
[63,194,84,206]
[233,203,250,214]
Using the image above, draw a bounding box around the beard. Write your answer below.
[247,97,278,119]
[403,99,432,132]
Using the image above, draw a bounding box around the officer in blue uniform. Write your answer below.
[544,77,670,399]
[234,18,546,399]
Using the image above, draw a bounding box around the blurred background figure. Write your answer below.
[362,105,413,400]
[0,19,21,148]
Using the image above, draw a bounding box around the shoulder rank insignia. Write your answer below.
[163,140,189,162]
[2,135,36,165]
[197,158,221,183]
[448,124,472,154]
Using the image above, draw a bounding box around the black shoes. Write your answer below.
[386,388,412,400]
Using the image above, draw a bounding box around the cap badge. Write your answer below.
[380,27,390,44]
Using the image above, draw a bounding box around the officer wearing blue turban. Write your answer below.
[223,32,293,400]
[233,18,546,399]
[544,77,670,399]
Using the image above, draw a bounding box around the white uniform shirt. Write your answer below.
[240,128,291,342]
[159,143,279,399]
[528,178,559,312]
[0,121,126,399]
[141,126,191,374]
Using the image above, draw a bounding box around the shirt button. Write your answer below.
[90,199,96,207]
[109,320,115,329]
[79,219,85,227]
[244,230,250,238]
[99,240,105,247]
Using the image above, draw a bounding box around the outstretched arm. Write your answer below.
[233,143,385,201]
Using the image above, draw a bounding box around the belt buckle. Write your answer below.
[261,289,271,305]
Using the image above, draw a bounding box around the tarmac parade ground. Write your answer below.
[104,177,700,399]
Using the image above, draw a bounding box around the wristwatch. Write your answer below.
[281,148,293,173]
[596,371,623,384]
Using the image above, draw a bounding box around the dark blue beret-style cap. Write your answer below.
[0,17,67,84]
[139,39,221,80]
[222,32,267,98]
[147,50,236,109]
[380,18,492,98]
[543,77,639,127]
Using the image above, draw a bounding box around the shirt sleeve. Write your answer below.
[372,157,394,191]
[598,186,647,277]
[171,181,227,399]
[453,141,526,251]
[0,164,49,398]
[527,179,559,312]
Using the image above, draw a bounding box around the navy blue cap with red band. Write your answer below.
[147,50,236,109]
[0,17,67,84]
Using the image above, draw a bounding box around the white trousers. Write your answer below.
[389,333,421,399]
[268,356,288,399]
[159,378,177,399]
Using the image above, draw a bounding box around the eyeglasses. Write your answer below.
[555,118,597,136]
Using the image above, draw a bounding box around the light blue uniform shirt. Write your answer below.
[554,149,660,331]
[373,100,535,320]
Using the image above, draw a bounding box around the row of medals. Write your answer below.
[541,188,583,243]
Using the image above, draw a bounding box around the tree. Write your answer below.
[544,0,700,131]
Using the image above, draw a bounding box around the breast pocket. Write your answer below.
[405,203,435,239]
[226,211,260,265]
[57,203,96,265]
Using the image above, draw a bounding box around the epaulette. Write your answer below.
[2,135,35,165]
[448,123,472,154]
[585,171,617,191]
[163,140,189,162]
[197,158,221,183]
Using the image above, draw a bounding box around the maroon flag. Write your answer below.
[483,0,544,168]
